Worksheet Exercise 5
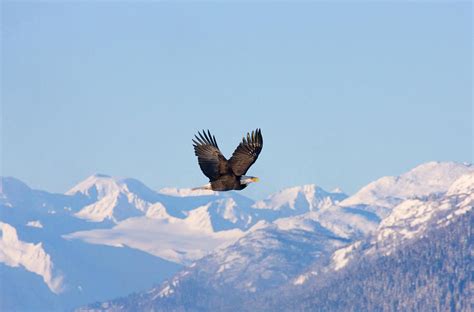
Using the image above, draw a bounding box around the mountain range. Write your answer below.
[0,161,472,311]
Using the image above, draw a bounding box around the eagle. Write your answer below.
[192,129,263,191]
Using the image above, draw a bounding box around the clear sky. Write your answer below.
[1,1,472,199]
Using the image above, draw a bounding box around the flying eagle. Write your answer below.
[192,129,263,191]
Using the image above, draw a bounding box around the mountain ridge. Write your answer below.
[1,161,472,311]
[75,162,473,312]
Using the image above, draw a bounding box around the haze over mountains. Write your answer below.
[1,161,472,311]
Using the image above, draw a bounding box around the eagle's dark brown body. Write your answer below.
[192,129,263,191]
[210,175,247,191]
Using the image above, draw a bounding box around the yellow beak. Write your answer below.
[252,177,260,182]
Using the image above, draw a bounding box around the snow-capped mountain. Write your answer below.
[188,198,254,231]
[2,161,472,312]
[63,179,349,265]
[0,172,348,311]
[0,177,182,311]
[339,161,473,218]
[77,223,352,312]
[253,184,347,217]
[0,177,109,236]
[79,161,473,312]
[370,171,473,253]
[78,197,381,311]
[67,174,166,222]
[272,173,473,312]
[295,171,474,284]
[153,203,378,296]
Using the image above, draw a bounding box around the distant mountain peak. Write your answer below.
[252,184,347,213]
[66,174,121,198]
[4,161,471,312]
[0,176,32,195]
[66,175,163,222]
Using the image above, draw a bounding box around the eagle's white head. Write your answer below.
[240,175,260,185]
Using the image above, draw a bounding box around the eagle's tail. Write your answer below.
[191,183,212,191]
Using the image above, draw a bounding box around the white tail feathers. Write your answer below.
[191,183,212,191]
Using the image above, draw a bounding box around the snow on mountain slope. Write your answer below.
[144,225,348,302]
[291,173,473,293]
[274,205,378,240]
[64,215,244,264]
[174,185,346,231]
[185,198,255,231]
[63,183,257,265]
[373,172,473,250]
[68,175,259,229]
[326,172,474,274]
[71,161,472,312]
[116,201,378,304]
[0,221,64,293]
[253,184,347,217]
[64,184,349,265]
[268,210,472,312]
[79,206,376,311]
[0,177,184,311]
[158,188,257,228]
[446,173,474,196]
[340,161,473,218]
[0,177,112,238]
[4,161,472,312]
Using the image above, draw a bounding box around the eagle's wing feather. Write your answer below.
[229,129,263,176]
[193,130,228,181]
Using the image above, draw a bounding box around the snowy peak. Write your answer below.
[66,174,158,201]
[340,161,473,217]
[253,184,347,214]
[66,174,117,200]
[67,174,163,223]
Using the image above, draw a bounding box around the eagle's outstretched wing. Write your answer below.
[229,129,263,176]
[192,130,228,181]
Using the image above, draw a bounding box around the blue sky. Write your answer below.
[2,2,472,199]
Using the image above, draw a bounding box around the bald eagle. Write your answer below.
[192,129,263,191]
